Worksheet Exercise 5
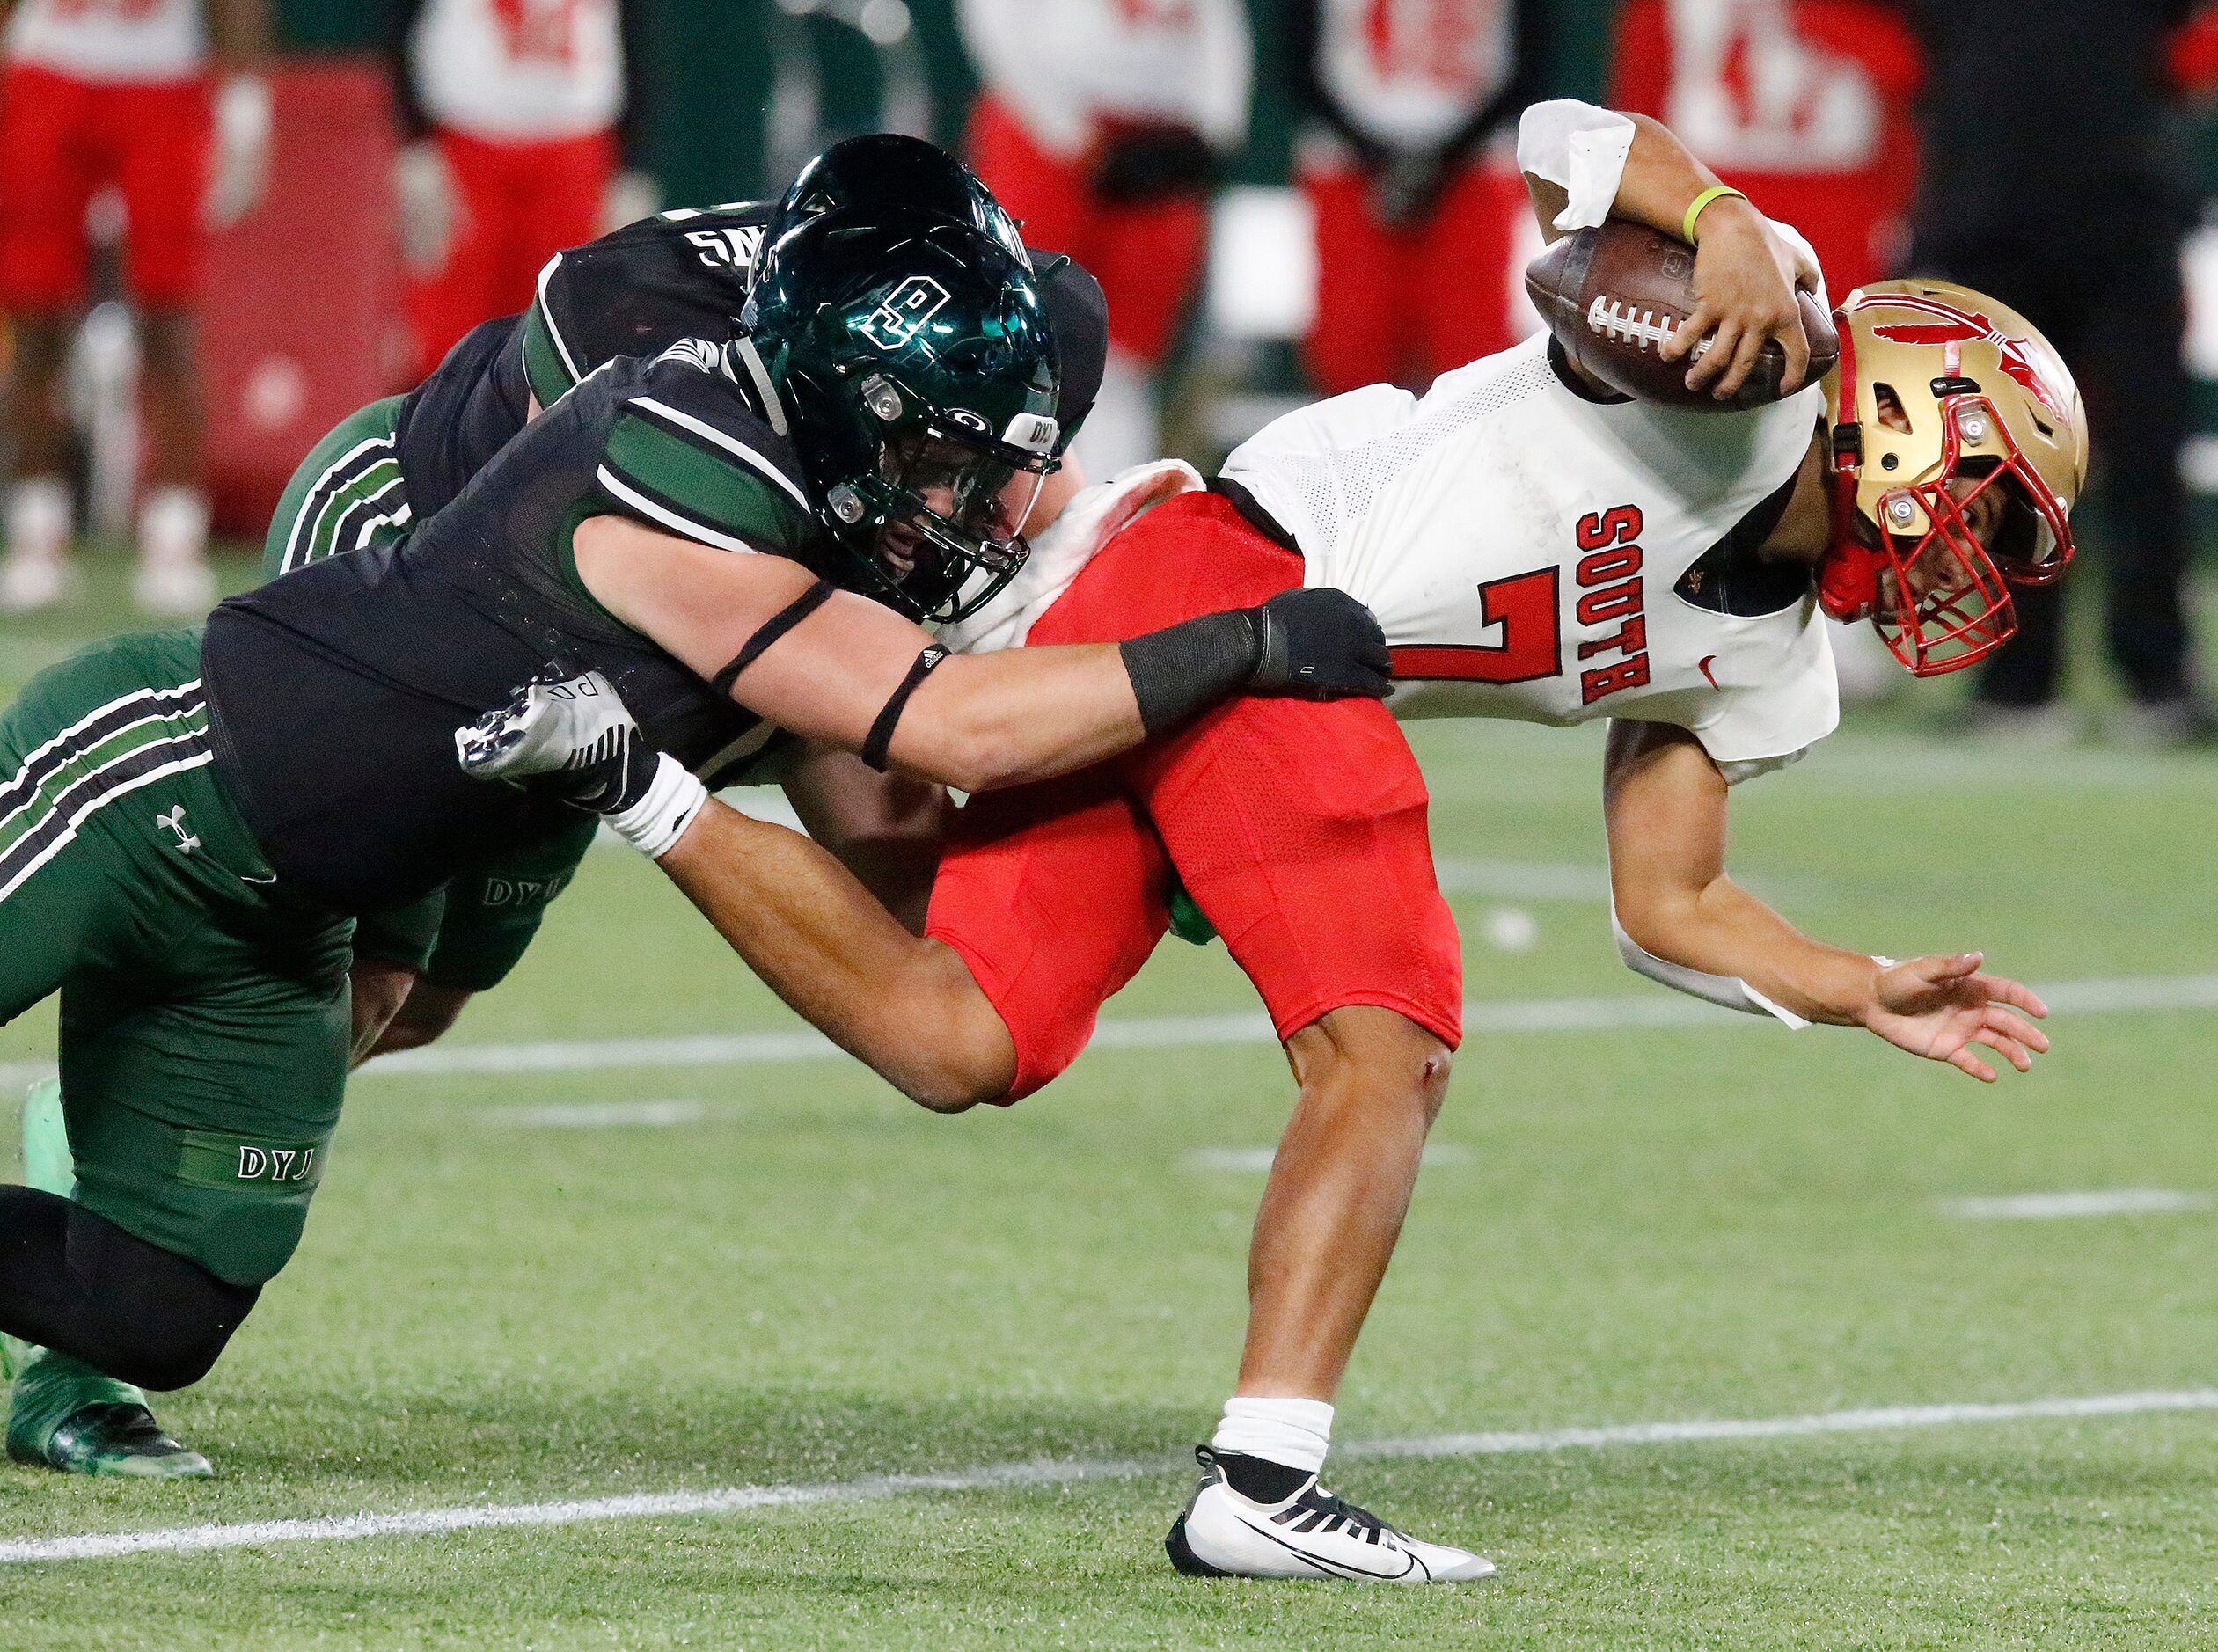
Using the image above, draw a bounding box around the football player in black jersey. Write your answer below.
[251,136,1112,1076]
[0,152,1393,1477]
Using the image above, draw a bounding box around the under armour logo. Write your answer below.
[156,805,199,853]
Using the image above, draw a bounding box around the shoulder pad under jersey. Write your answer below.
[521,201,773,411]
[591,343,821,561]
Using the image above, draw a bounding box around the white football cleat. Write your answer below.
[132,556,216,618]
[1165,1448,1496,1583]
[0,553,75,613]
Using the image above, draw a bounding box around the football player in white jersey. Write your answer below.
[466,99,2083,1583]
[0,0,273,616]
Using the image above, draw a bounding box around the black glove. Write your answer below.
[1248,587,1394,701]
[1120,588,1394,737]
[1092,123,1219,204]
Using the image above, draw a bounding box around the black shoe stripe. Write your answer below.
[1228,1509,1420,1581]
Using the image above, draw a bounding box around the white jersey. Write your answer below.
[1220,334,1837,777]
[1313,0,1518,150]
[4,0,208,84]
[411,0,624,143]
[956,0,1252,157]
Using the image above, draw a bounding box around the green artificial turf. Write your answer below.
[0,547,2213,1646]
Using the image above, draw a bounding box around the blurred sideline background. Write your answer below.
[11,0,2218,727]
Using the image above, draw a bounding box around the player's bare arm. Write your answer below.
[777,740,950,935]
[1602,719,2049,1083]
[571,513,1388,793]
[201,0,274,229]
[348,740,953,1069]
[655,795,1013,1107]
[1522,106,1812,400]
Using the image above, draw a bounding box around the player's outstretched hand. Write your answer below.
[1249,588,1394,702]
[1860,952,2051,1083]
[456,667,659,816]
[1658,198,1810,402]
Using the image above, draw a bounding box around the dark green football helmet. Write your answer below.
[780,132,1029,267]
[743,190,1061,625]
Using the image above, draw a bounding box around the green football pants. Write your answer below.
[0,628,353,1287]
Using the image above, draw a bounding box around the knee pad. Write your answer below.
[67,1205,260,1391]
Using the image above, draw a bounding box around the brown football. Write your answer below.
[1525,219,1839,412]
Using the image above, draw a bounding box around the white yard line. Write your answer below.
[483,1100,726,1129]
[354,971,2218,1078]
[1431,859,1819,907]
[1186,1144,1471,1173]
[6,972,2218,1094]
[6,1386,2215,1565]
[1938,1189,2214,1220]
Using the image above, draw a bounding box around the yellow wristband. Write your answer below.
[1682,185,1747,245]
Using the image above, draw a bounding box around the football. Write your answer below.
[1525,219,1840,412]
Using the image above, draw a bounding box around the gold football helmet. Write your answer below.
[1819,280,2089,676]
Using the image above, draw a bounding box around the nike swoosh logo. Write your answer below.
[1697,654,1721,691]
[1230,1510,1419,1580]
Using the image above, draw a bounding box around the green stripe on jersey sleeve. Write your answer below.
[601,411,815,555]
[521,303,577,409]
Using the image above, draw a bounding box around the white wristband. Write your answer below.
[607,751,708,859]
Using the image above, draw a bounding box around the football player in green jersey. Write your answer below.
[0,159,1390,1477]
[264,135,1111,1071]
[6,137,1117,1472]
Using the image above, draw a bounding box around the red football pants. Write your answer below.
[926,493,1463,1099]
[965,93,1209,366]
[1300,158,1531,395]
[0,64,211,309]
[407,127,612,378]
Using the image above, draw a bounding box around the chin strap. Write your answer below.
[731,336,789,438]
[1817,310,1885,622]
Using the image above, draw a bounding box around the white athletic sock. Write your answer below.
[4,477,71,564]
[136,486,210,570]
[1211,1395,1334,1474]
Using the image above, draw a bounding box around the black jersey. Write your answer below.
[391,201,773,526]
[205,344,824,914]
[516,203,770,412]
[390,312,536,526]
[388,201,1106,527]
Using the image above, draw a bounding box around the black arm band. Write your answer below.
[862,644,950,772]
[1118,610,1262,738]
[711,579,835,698]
